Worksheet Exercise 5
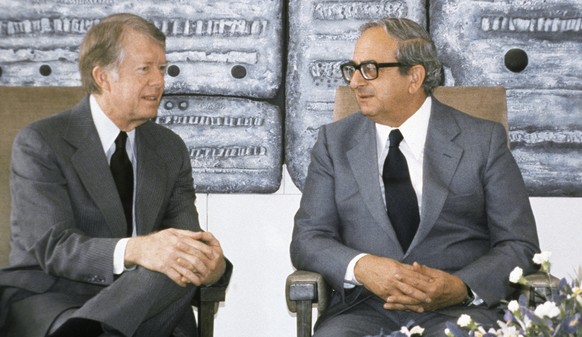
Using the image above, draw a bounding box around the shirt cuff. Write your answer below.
[343,253,368,288]
[113,238,130,275]
[470,289,484,306]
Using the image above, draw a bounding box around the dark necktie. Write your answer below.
[383,129,419,252]
[110,131,133,236]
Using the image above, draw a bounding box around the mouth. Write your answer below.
[356,92,373,101]
[142,95,160,102]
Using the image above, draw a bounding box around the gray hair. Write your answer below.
[78,13,166,94]
[360,17,442,95]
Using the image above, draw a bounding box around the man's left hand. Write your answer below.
[383,262,467,311]
[175,231,227,286]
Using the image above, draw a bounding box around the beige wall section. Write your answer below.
[0,87,86,265]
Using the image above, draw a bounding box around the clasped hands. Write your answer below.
[125,228,226,287]
[354,255,467,313]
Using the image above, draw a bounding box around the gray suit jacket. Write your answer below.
[290,98,540,320]
[0,96,228,335]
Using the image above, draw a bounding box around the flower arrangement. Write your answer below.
[445,251,582,337]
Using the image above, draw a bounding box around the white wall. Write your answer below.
[198,166,581,337]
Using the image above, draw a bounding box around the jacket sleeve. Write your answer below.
[290,126,363,293]
[454,122,540,307]
[9,126,119,285]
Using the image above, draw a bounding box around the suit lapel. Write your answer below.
[134,124,166,235]
[405,99,463,256]
[66,97,127,237]
[346,117,401,250]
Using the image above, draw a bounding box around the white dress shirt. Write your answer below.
[90,95,137,275]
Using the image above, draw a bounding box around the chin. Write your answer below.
[147,111,159,120]
[360,108,377,117]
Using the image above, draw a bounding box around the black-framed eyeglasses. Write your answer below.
[340,61,403,83]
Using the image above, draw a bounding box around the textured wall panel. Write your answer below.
[431,0,582,196]
[0,0,282,98]
[285,0,426,190]
[156,96,282,193]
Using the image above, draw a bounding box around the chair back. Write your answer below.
[333,85,508,137]
[0,86,85,266]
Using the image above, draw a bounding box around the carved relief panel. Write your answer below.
[0,0,284,193]
[431,0,582,196]
[157,96,282,193]
[0,0,283,98]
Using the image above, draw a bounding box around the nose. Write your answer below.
[349,69,366,89]
[150,69,165,88]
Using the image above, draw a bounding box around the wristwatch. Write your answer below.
[461,284,475,306]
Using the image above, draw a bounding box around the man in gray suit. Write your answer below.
[0,13,231,337]
[290,18,540,337]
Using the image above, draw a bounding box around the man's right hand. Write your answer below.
[354,255,433,312]
[124,228,225,287]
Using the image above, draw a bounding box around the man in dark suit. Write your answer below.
[290,17,540,337]
[0,13,231,337]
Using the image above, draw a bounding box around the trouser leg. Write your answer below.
[70,267,196,337]
[4,268,197,337]
[2,291,88,337]
[131,289,197,337]
[314,301,400,337]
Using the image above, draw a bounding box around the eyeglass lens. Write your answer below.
[361,63,378,80]
[341,62,379,82]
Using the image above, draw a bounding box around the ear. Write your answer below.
[92,66,111,93]
[407,65,426,94]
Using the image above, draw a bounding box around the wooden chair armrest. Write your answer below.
[519,271,561,307]
[192,285,227,337]
[286,270,330,337]
[286,270,330,313]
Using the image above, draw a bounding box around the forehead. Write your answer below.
[352,27,398,63]
[120,29,166,62]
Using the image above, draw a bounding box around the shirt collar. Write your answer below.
[399,96,431,160]
[375,96,432,160]
[90,95,135,154]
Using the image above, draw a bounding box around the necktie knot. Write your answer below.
[389,129,403,148]
[115,131,128,150]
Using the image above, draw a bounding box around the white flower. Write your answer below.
[533,251,552,272]
[572,287,582,306]
[444,328,453,337]
[534,301,560,318]
[487,327,499,336]
[500,325,521,337]
[533,251,552,264]
[457,314,472,328]
[497,321,523,337]
[409,326,424,336]
[509,267,523,284]
[400,325,425,336]
[475,326,488,337]
[507,300,520,313]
